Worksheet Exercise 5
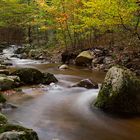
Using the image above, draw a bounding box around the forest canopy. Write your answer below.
[0,0,140,48]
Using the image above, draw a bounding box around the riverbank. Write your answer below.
[13,44,140,76]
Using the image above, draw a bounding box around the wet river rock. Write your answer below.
[72,79,98,89]
[42,73,58,84]
[11,68,58,85]
[0,115,39,140]
[11,68,43,84]
[0,101,39,140]
[0,75,15,91]
[0,94,6,103]
[93,66,140,114]
[59,64,69,69]
[75,51,94,66]
[0,131,38,140]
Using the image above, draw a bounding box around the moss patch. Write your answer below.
[0,113,8,125]
[94,66,140,114]
[12,68,44,84]
[0,124,39,140]
[0,94,6,103]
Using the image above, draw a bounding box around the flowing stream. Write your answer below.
[2,46,140,140]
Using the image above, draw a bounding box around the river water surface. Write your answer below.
[2,47,140,140]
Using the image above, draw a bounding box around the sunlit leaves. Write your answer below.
[79,0,139,31]
[0,0,139,46]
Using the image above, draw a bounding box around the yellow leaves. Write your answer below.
[36,0,46,7]
[47,6,56,13]
[40,25,53,30]
[80,0,139,29]
[76,0,81,4]
[2,0,138,35]
[56,13,69,24]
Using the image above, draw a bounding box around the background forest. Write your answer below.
[0,0,140,50]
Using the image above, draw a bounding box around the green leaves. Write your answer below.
[80,0,139,31]
[0,0,139,47]
[0,0,34,27]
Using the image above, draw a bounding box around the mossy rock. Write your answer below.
[93,66,140,114]
[0,113,8,125]
[0,114,39,140]
[11,68,58,85]
[75,51,93,66]
[42,73,58,84]
[12,68,44,84]
[0,124,39,140]
[0,76,15,91]
[0,94,6,103]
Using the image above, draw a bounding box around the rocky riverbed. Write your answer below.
[0,46,59,140]
[13,45,140,76]
[0,45,140,140]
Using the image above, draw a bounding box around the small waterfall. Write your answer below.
[2,45,44,66]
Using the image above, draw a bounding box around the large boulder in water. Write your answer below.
[0,124,39,140]
[42,73,58,84]
[0,131,31,140]
[93,66,140,114]
[75,51,93,66]
[11,68,44,84]
[0,113,39,140]
[12,68,58,85]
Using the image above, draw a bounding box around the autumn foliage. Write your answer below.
[0,0,139,49]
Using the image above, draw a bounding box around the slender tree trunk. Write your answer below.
[28,26,32,45]
[61,0,73,48]
[36,26,40,47]
[60,23,68,50]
